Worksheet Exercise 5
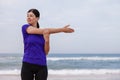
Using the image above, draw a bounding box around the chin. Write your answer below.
[27,22,32,25]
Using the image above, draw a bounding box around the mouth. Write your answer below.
[27,19,32,23]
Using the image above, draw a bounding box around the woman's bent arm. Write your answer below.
[43,30,50,55]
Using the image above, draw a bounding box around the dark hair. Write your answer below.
[28,9,40,28]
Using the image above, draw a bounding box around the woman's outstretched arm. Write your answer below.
[45,25,74,34]
[42,25,74,55]
[26,25,74,34]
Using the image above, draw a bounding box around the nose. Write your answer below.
[27,16,31,21]
[27,16,30,19]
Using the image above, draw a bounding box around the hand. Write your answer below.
[43,30,50,42]
[63,25,74,33]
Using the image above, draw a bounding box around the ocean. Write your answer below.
[0,53,120,75]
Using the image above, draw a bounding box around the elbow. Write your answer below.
[46,52,49,55]
[45,49,50,55]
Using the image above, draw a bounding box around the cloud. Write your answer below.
[0,0,19,7]
[0,0,120,53]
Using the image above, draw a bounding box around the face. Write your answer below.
[27,12,39,25]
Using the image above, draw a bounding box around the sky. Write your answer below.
[0,0,120,54]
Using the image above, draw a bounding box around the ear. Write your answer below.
[37,17,39,21]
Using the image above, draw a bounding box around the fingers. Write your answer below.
[63,25,74,33]
[69,28,74,33]
[64,25,70,28]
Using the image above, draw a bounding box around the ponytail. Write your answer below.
[37,22,39,28]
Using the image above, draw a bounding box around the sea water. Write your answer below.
[0,53,120,75]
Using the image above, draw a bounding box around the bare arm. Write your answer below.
[45,25,74,34]
[43,30,50,55]
[26,26,44,34]
[26,25,74,35]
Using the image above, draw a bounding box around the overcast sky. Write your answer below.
[0,0,120,54]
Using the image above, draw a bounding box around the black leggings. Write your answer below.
[21,62,48,80]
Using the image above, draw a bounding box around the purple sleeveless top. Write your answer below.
[22,24,46,66]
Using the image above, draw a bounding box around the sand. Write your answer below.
[0,74,120,80]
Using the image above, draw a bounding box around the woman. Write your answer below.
[21,8,74,80]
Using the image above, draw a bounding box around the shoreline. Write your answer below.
[0,73,120,80]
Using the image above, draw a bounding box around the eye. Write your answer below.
[27,12,35,18]
[27,15,29,18]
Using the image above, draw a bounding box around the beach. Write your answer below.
[0,73,120,80]
[0,53,120,80]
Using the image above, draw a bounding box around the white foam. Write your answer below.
[0,69,20,75]
[49,69,120,75]
[0,69,120,75]
[47,57,120,61]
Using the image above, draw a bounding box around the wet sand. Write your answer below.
[0,73,120,80]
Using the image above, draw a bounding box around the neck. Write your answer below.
[31,23,37,28]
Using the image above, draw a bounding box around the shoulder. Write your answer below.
[22,24,30,28]
[22,24,30,32]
